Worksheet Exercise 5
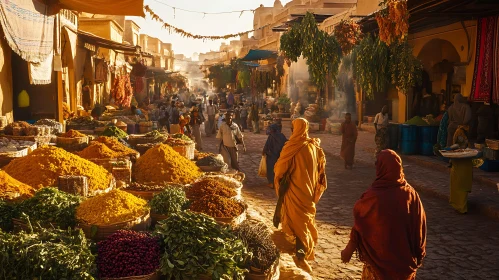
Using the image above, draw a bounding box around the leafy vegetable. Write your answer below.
[149,187,190,215]
[0,228,95,279]
[15,187,82,229]
[0,200,14,231]
[171,133,192,142]
[154,212,250,279]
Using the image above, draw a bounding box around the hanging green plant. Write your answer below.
[388,39,423,93]
[351,34,390,100]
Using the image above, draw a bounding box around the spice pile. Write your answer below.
[4,146,112,191]
[0,228,95,279]
[154,212,249,279]
[134,144,202,185]
[190,195,245,218]
[186,178,236,199]
[0,170,35,202]
[78,142,120,159]
[15,187,82,229]
[76,190,149,226]
[97,230,160,278]
[196,155,226,168]
[101,126,128,139]
[59,129,86,138]
[96,136,138,157]
[149,187,189,216]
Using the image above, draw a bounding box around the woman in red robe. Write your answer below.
[341,149,427,280]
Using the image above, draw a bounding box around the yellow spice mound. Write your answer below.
[78,142,118,159]
[96,136,138,157]
[0,170,35,201]
[134,144,202,185]
[76,189,148,226]
[4,146,111,191]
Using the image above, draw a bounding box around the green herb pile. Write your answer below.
[149,187,190,216]
[145,130,165,139]
[405,116,429,126]
[196,156,226,168]
[0,200,14,231]
[234,220,280,272]
[171,133,192,142]
[15,187,82,229]
[0,228,95,279]
[154,212,250,279]
[101,126,128,139]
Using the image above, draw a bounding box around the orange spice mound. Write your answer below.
[78,142,118,159]
[60,129,86,138]
[95,136,138,157]
[4,146,111,191]
[134,144,202,185]
[0,170,35,202]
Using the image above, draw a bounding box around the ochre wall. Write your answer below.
[0,29,13,122]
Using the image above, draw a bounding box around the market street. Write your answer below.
[203,129,499,280]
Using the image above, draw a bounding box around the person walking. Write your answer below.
[341,150,427,280]
[250,103,260,134]
[374,106,389,155]
[170,102,181,134]
[190,106,204,150]
[205,100,217,137]
[263,124,287,188]
[234,104,242,130]
[227,91,235,109]
[446,93,471,147]
[217,112,246,171]
[273,118,327,273]
[240,103,248,132]
[340,113,358,169]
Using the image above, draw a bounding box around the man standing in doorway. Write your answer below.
[374,105,389,155]
[217,111,246,171]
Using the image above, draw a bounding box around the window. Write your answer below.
[133,34,139,46]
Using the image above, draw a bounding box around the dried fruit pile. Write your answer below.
[186,178,236,199]
[97,230,160,278]
[189,195,244,218]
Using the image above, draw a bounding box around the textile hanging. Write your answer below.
[28,51,53,85]
[95,59,108,82]
[493,17,499,104]
[0,0,54,63]
[51,0,144,17]
[471,17,497,102]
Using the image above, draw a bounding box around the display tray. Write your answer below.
[439,149,480,159]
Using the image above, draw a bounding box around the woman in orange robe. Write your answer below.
[273,118,327,273]
[341,149,427,280]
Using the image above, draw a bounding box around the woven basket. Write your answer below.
[79,212,151,241]
[213,207,247,227]
[246,259,280,280]
[170,143,196,160]
[486,139,499,150]
[58,175,89,196]
[102,270,160,280]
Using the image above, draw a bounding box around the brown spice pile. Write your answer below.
[0,170,35,201]
[186,178,236,199]
[134,144,202,185]
[4,146,112,191]
[78,142,118,159]
[190,195,244,218]
[96,137,138,157]
[59,129,86,138]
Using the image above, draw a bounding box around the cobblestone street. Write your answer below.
[203,127,499,280]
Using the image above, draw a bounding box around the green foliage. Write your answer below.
[237,69,251,89]
[0,200,14,231]
[277,96,291,105]
[155,211,250,279]
[388,39,424,93]
[279,12,342,89]
[149,187,190,216]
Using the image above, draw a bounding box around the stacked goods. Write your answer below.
[59,129,86,138]
[0,200,15,231]
[76,190,149,226]
[3,146,112,192]
[186,178,236,200]
[14,187,82,229]
[149,187,189,216]
[134,144,202,185]
[101,126,128,139]
[0,138,35,153]
[78,142,120,159]
[0,228,95,279]
[34,119,63,134]
[97,230,160,278]
[154,212,249,279]
[0,171,35,202]
[234,220,280,275]
[66,116,102,129]
[25,125,51,136]
[4,121,31,136]
[190,195,245,218]
[95,136,138,157]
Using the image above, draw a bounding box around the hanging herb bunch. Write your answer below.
[376,0,409,46]
[351,34,390,100]
[280,12,342,89]
[388,39,423,93]
[333,19,362,55]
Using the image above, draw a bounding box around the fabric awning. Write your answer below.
[241,49,278,61]
[78,30,140,53]
[46,0,144,17]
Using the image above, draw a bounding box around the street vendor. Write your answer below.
[217,111,246,171]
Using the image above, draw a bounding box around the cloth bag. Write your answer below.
[258,155,267,178]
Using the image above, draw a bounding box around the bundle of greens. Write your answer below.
[15,187,82,229]
[101,126,128,139]
[154,212,250,279]
[0,228,95,279]
[170,133,192,142]
[149,187,190,216]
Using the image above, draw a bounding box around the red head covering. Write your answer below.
[351,149,427,280]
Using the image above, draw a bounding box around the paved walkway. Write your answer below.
[202,129,499,280]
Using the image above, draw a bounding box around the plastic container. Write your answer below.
[399,124,418,155]
[388,123,399,151]
[419,126,439,156]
